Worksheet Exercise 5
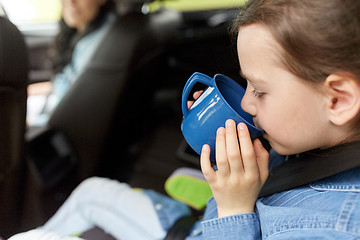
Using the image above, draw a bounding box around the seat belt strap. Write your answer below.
[164,215,199,240]
[259,141,360,198]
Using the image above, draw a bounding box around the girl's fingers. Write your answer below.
[193,90,203,100]
[200,144,215,181]
[187,100,194,109]
[253,139,269,184]
[225,119,244,173]
[187,91,204,109]
[237,123,258,175]
[215,127,230,176]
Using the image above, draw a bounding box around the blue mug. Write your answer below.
[181,72,264,161]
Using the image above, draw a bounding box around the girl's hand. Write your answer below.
[200,119,269,218]
[187,90,203,109]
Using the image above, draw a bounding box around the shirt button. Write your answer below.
[155,204,162,210]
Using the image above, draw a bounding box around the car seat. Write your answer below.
[0,16,29,237]
[47,3,181,182]
[27,0,181,181]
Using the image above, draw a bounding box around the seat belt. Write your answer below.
[259,141,360,198]
[164,215,199,240]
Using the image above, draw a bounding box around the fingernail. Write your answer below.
[238,122,246,130]
[226,119,235,127]
[217,127,225,134]
[202,144,209,151]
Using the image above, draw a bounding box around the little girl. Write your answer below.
[10,0,360,239]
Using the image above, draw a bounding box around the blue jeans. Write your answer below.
[10,177,191,240]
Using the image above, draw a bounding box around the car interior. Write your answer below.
[0,0,247,238]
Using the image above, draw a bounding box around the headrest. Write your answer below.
[0,17,28,89]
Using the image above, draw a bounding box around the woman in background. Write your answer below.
[27,0,116,125]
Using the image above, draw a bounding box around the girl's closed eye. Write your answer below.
[251,89,265,98]
[243,77,266,99]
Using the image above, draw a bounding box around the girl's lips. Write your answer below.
[253,119,263,131]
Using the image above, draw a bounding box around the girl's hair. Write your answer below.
[232,0,360,83]
[52,0,116,73]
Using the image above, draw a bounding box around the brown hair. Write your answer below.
[232,0,360,83]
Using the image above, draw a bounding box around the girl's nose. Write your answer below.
[241,87,256,116]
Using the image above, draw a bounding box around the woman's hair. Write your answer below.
[232,0,360,83]
[52,0,116,73]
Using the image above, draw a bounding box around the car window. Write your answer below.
[1,0,246,26]
[0,0,247,35]
[148,0,248,12]
[0,0,60,35]
[0,0,60,24]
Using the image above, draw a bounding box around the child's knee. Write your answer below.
[72,176,109,197]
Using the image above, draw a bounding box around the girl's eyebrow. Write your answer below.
[239,70,265,84]
[240,70,254,82]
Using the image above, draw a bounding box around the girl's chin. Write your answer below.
[262,133,271,144]
[263,136,291,155]
[268,142,303,156]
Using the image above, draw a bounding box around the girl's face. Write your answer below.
[238,24,332,155]
[61,0,107,32]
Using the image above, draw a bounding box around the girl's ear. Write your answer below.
[325,73,360,126]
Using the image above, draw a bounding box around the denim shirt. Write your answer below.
[185,146,360,240]
[194,167,360,239]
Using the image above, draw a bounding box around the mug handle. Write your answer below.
[181,72,214,118]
